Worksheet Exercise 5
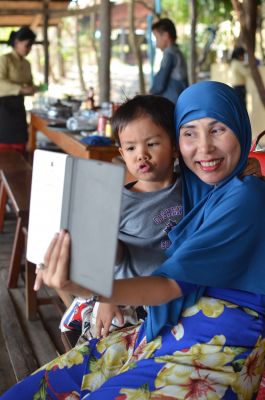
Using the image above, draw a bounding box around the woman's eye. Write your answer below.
[211,127,225,135]
[181,131,193,137]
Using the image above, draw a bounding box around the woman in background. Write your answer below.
[0,26,36,154]
[230,46,249,107]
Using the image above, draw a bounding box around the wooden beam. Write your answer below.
[0,15,61,26]
[0,1,69,10]
[30,13,42,29]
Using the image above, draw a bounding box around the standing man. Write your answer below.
[150,18,188,103]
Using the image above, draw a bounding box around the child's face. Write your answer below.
[152,30,171,50]
[119,116,177,189]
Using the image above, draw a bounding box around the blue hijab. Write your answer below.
[146,81,265,342]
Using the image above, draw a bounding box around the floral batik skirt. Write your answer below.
[2,294,265,400]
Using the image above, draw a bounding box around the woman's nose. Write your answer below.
[198,136,215,153]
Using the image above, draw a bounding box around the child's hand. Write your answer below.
[96,303,124,338]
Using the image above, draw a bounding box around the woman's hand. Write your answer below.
[34,230,93,298]
[20,85,36,95]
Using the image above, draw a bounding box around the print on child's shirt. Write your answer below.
[153,205,183,250]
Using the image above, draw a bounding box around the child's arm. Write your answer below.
[95,303,124,338]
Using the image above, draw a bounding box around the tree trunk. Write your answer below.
[189,0,197,84]
[232,0,265,109]
[90,12,100,68]
[99,0,111,103]
[57,24,65,79]
[75,17,87,94]
[243,0,257,52]
[128,0,146,94]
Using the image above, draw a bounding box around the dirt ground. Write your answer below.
[30,57,155,109]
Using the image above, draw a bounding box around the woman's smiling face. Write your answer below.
[179,117,241,185]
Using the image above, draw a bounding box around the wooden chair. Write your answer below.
[0,168,32,288]
[0,150,32,288]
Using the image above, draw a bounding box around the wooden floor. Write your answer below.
[0,212,66,395]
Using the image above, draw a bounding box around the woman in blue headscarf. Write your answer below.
[2,82,265,399]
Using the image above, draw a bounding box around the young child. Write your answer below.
[60,94,183,340]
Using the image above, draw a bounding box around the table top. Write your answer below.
[29,112,120,162]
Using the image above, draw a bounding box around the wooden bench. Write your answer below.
[0,150,32,288]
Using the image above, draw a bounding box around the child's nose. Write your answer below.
[137,151,149,161]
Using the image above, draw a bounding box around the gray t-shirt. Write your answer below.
[115,173,182,279]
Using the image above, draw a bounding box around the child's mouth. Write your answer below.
[139,163,151,173]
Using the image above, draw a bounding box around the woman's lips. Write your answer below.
[197,158,223,171]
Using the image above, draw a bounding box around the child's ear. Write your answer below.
[119,147,125,160]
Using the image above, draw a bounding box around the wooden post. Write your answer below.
[99,0,111,104]
[43,1,49,86]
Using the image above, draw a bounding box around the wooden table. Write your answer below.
[28,112,120,162]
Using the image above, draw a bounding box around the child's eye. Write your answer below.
[126,146,135,151]
[148,142,159,147]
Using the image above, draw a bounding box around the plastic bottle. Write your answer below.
[105,119,112,138]
[86,87,95,109]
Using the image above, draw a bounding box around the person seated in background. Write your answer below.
[2,81,265,399]
[150,18,188,103]
[0,26,37,154]
[60,94,183,341]
[229,45,249,107]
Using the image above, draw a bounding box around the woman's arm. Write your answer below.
[0,55,21,96]
[35,230,182,306]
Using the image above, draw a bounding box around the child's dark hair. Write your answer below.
[152,18,177,42]
[112,95,176,146]
[8,26,36,47]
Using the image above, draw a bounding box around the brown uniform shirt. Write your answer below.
[0,50,33,97]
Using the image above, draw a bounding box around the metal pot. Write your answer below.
[61,99,82,113]
[47,102,72,119]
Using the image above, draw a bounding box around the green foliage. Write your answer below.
[161,0,232,24]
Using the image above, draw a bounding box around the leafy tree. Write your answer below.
[162,0,232,24]
[232,0,265,108]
